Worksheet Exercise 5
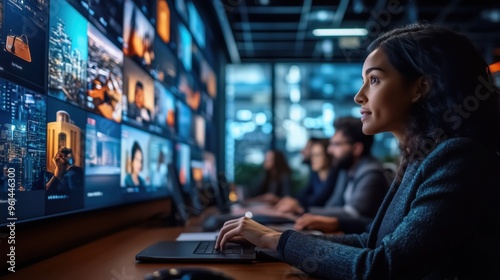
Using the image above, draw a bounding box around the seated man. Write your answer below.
[276,117,391,233]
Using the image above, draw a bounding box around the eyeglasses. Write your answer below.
[329,141,352,147]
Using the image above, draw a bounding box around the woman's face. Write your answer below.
[263,151,274,170]
[310,143,328,172]
[132,149,143,175]
[354,48,419,139]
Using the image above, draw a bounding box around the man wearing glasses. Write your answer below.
[276,117,390,234]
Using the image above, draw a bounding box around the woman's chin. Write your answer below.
[361,123,379,135]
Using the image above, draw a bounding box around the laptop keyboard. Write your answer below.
[193,241,244,255]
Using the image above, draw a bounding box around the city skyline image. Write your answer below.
[0,79,46,191]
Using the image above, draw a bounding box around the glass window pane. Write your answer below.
[225,64,272,182]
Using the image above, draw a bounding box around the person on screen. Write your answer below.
[215,24,500,279]
[46,147,84,196]
[142,33,155,66]
[128,81,152,124]
[125,141,146,190]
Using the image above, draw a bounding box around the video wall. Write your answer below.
[0,0,218,225]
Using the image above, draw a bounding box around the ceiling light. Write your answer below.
[309,10,334,22]
[316,11,330,21]
[313,28,368,37]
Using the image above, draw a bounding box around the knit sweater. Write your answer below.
[277,137,500,279]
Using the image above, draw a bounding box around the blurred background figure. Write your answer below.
[300,137,320,167]
[246,149,292,204]
[276,117,390,234]
[296,117,390,233]
[293,138,338,209]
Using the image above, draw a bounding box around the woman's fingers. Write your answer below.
[217,226,242,250]
[215,217,245,249]
[216,217,282,250]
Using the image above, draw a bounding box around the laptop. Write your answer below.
[136,164,261,263]
[135,240,258,263]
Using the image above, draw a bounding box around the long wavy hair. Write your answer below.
[258,150,292,195]
[367,23,500,181]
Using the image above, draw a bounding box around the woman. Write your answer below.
[276,138,335,213]
[215,23,500,279]
[247,149,292,204]
[125,141,146,190]
[305,139,333,192]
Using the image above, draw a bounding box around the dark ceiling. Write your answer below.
[213,0,500,63]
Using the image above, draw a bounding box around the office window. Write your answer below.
[226,63,398,189]
[225,64,272,182]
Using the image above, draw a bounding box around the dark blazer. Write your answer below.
[297,165,340,208]
[277,138,500,279]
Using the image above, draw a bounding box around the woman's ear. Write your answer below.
[411,76,431,103]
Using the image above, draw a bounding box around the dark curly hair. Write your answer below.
[366,23,500,181]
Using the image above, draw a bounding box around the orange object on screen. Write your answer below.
[489,62,500,73]
[167,110,175,127]
[157,0,171,43]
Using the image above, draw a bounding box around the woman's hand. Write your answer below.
[215,217,282,250]
[294,213,339,233]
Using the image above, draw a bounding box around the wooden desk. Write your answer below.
[3,220,316,280]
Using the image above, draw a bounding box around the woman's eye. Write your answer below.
[370,76,379,84]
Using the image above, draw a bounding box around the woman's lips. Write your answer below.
[360,109,372,121]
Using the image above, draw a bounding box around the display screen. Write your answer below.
[194,115,205,149]
[188,2,205,48]
[156,0,170,44]
[87,24,124,123]
[0,0,49,93]
[176,100,193,141]
[154,81,176,136]
[122,56,155,129]
[0,0,217,227]
[151,35,177,89]
[84,113,122,209]
[175,142,191,193]
[0,79,47,222]
[177,23,192,72]
[88,0,124,47]
[178,66,200,111]
[120,124,172,193]
[48,0,88,108]
[175,0,188,23]
[123,0,155,72]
